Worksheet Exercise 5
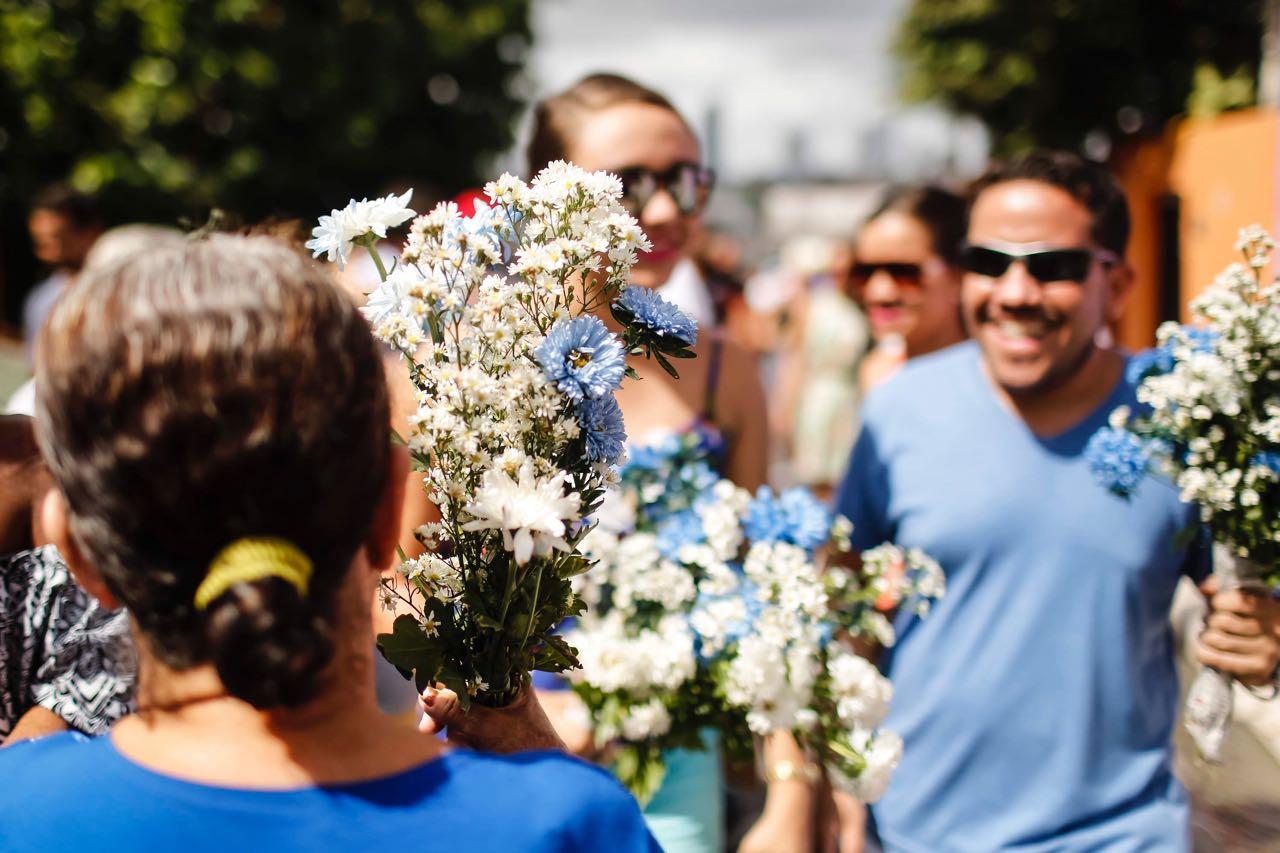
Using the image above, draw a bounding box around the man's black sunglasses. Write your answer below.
[616,162,715,215]
[959,243,1119,284]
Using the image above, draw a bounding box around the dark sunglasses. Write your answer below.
[849,261,924,289]
[616,162,715,216]
[959,243,1118,284]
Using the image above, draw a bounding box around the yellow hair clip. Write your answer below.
[194,537,313,611]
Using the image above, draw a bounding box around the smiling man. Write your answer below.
[835,150,1280,851]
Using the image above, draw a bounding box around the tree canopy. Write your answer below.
[895,0,1264,154]
[0,0,531,320]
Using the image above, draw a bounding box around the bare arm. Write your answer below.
[4,706,68,746]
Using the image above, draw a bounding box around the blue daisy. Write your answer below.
[614,287,698,347]
[535,316,626,402]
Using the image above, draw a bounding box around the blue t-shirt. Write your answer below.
[0,732,660,853]
[835,342,1203,852]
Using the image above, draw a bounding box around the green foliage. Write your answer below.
[895,0,1264,153]
[0,0,531,225]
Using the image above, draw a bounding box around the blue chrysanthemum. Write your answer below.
[1085,426,1152,497]
[743,486,831,552]
[656,509,707,560]
[577,394,626,466]
[1125,347,1175,386]
[614,287,698,347]
[535,316,626,402]
[1181,326,1217,354]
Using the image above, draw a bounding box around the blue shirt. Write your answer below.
[835,342,1202,852]
[0,732,660,853]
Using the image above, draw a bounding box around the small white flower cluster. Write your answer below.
[566,470,942,803]
[573,611,697,697]
[1130,226,1280,566]
[311,163,657,707]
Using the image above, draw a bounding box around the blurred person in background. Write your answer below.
[7,224,185,417]
[0,414,134,747]
[528,72,811,853]
[21,185,103,364]
[693,228,771,353]
[849,186,967,394]
[771,238,869,498]
[835,150,1280,852]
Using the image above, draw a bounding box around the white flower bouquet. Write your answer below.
[564,434,944,802]
[1087,225,1280,759]
[307,163,697,708]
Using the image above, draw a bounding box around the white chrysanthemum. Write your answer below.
[832,729,903,803]
[306,189,415,268]
[461,463,580,564]
[828,649,892,729]
[620,698,672,740]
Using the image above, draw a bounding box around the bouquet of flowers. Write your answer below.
[307,163,697,708]
[1086,225,1280,759]
[565,434,945,803]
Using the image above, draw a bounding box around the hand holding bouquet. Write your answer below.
[1087,225,1280,759]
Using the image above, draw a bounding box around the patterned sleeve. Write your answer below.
[25,548,136,734]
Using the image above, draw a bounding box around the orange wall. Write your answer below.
[1114,136,1175,349]
[1169,109,1279,314]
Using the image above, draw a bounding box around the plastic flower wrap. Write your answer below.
[1086,225,1280,759]
[308,163,697,708]
[564,436,944,803]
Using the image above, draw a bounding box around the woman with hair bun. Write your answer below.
[0,235,657,852]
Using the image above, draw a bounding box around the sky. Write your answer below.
[523,0,988,183]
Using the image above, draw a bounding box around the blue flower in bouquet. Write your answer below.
[577,394,626,466]
[678,458,720,495]
[656,509,706,560]
[624,434,683,475]
[1181,326,1217,354]
[536,316,626,402]
[1125,347,1175,386]
[1252,452,1280,475]
[743,487,831,552]
[614,287,698,346]
[1085,426,1152,497]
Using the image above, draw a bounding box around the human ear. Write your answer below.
[39,490,120,609]
[1105,261,1136,325]
[367,443,410,573]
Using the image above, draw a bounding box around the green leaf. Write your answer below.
[654,352,681,379]
[376,614,442,690]
[533,633,580,672]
